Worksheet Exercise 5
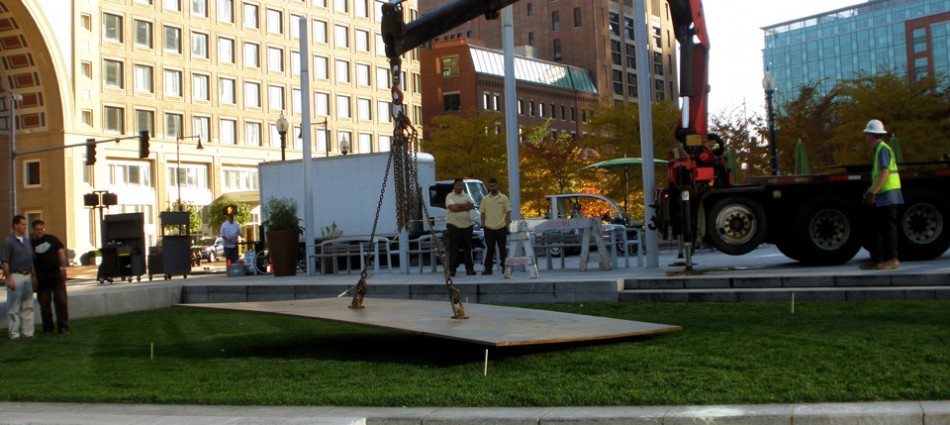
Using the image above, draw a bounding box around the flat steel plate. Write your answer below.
[183,298,680,347]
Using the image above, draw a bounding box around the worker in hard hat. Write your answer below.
[860,119,903,271]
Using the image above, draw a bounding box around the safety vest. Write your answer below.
[872,142,901,192]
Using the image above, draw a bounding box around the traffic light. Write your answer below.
[224,204,237,216]
[85,139,96,166]
[138,130,150,158]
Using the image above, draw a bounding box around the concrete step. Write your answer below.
[620,285,950,302]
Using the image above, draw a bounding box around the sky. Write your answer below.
[703,0,862,117]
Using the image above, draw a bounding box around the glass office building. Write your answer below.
[762,0,950,100]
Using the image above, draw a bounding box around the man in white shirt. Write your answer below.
[220,211,241,265]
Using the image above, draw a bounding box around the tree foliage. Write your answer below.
[422,108,508,185]
[164,201,202,234]
[207,199,251,231]
[709,106,770,183]
[519,119,586,217]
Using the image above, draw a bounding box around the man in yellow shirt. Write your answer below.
[445,178,476,276]
[479,179,511,275]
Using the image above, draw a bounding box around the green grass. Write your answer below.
[1,300,947,406]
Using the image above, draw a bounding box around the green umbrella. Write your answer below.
[793,139,810,175]
[579,157,667,212]
[889,133,904,165]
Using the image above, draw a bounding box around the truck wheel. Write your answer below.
[899,191,950,261]
[775,239,803,261]
[706,197,766,255]
[791,197,861,265]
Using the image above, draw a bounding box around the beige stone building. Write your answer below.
[0,0,422,258]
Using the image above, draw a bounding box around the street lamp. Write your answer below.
[176,134,204,212]
[298,118,330,157]
[8,93,22,218]
[762,70,779,176]
[276,111,289,161]
[340,133,350,156]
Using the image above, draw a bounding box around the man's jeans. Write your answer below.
[6,273,35,339]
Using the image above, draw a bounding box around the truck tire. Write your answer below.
[790,197,861,265]
[775,239,803,262]
[898,191,950,261]
[706,196,766,255]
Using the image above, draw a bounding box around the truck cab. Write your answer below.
[422,179,487,234]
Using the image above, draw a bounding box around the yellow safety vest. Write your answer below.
[872,142,901,192]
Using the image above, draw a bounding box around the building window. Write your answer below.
[164,69,182,96]
[334,24,349,48]
[377,100,391,123]
[222,167,258,190]
[356,63,370,86]
[573,7,581,27]
[653,51,663,75]
[266,9,282,34]
[193,116,210,141]
[244,81,261,107]
[268,85,284,110]
[166,112,183,138]
[292,88,302,114]
[356,29,370,52]
[220,119,236,144]
[560,105,565,120]
[528,32,534,46]
[244,42,260,67]
[219,77,235,104]
[552,10,559,31]
[334,0,348,13]
[243,3,259,29]
[653,27,661,48]
[81,110,93,126]
[375,32,385,56]
[526,2,532,16]
[164,0,181,11]
[164,26,181,53]
[24,160,40,187]
[134,20,152,48]
[136,110,154,136]
[244,122,261,146]
[103,13,123,43]
[444,93,461,112]
[268,46,283,72]
[81,14,92,31]
[192,32,209,58]
[336,95,351,118]
[627,72,638,97]
[104,106,124,134]
[355,0,368,17]
[553,39,561,61]
[357,97,371,120]
[193,73,209,101]
[315,92,329,115]
[441,56,459,77]
[609,12,620,36]
[335,59,350,83]
[655,79,665,99]
[192,0,208,17]
[314,55,329,79]
[290,14,303,39]
[218,37,235,63]
[134,64,153,93]
[109,162,152,187]
[376,66,390,88]
[103,59,124,88]
[291,51,301,75]
[611,40,621,65]
[217,0,233,22]
[626,43,636,68]
[517,99,523,115]
[493,95,500,111]
[313,19,327,43]
[624,17,635,39]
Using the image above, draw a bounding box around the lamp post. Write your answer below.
[762,71,779,176]
[8,93,22,218]
[339,133,350,156]
[276,111,289,161]
[176,134,204,212]
[297,118,330,157]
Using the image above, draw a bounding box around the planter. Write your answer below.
[266,229,299,277]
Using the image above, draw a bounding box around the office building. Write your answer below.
[0,0,422,257]
[762,0,950,99]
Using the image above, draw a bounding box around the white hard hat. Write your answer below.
[864,119,887,134]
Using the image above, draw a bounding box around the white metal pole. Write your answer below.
[299,16,317,275]
[9,93,21,218]
[502,6,520,220]
[633,0,659,268]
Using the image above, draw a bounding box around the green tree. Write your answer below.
[164,201,202,234]
[773,82,842,171]
[709,105,770,182]
[207,200,251,231]
[519,119,586,217]
[422,108,507,184]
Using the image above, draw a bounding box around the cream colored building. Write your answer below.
[0,0,422,258]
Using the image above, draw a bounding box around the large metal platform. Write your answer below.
[183,298,681,347]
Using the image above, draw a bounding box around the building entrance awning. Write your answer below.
[214,190,260,206]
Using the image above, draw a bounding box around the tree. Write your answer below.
[773,82,842,171]
[709,105,770,182]
[208,200,251,232]
[519,119,587,217]
[422,109,508,185]
[165,200,202,235]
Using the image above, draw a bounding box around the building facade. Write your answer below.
[0,0,422,257]
[418,0,678,104]
[762,0,950,100]
[421,39,599,137]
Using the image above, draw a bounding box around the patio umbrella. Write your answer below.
[793,139,810,175]
[889,133,904,165]
[579,157,667,212]
[724,150,739,184]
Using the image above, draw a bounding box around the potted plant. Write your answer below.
[262,197,304,277]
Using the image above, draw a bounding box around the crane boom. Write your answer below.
[382,0,521,59]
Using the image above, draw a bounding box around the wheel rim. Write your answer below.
[808,208,850,251]
[903,202,942,244]
[713,205,757,245]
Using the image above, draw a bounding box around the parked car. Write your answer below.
[198,237,225,262]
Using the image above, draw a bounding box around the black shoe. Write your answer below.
[466,270,477,276]
[481,270,492,275]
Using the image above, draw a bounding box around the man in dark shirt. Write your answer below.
[31,220,69,334]
[1,215,36,340]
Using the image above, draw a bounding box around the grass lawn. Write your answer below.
[0,300,947,407]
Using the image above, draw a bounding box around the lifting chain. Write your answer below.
[341,56,467,319]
